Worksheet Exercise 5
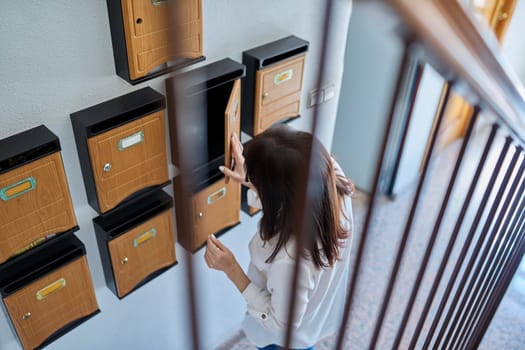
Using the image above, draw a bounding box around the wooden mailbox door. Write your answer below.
[171,0,203,59]
[224,79,241,173]
[0,153,77,263]
[121,0,203,80]
[107,209,176,298]
[121,0,170,80]
[3,256,98,350]
[87,110,169,213]
[253,53,305,135]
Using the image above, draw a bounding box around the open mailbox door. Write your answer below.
[224,79,241,183]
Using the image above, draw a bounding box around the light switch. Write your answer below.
[307,89,324,108]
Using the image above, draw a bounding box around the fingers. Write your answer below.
[219,165,240,181]
[231,134,244,163]
[204,244,215,268]
[206,235,220,253]
[232,132,243,151]
[204,250,213,267]
[205,236,222,270]
[204,235,232,273]
[210,234,227,251]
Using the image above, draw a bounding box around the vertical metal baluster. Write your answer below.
[466,206,525,349]
[432,136,515,350]
[368,69,450,349]
[335,44,415,350]
[391,107,479,350]
[458,153,525,349]
[386,63,425,196]
[420,128,507,349]
[409,124,498,349]
[284,0,334,348]
[462,196,525,349]
[166,14,203,347]
[446,147,523,349]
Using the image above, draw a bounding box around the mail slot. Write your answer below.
[93,189,177,298]
[241,35,309,136]
[166,58,244,252]
[0,125,78,264]
[106,0,205,84]
[71,87,170,214]
[0,234,99,350]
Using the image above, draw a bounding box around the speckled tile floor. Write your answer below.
[216,125,525,350]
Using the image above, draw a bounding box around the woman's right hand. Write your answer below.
[220,133,253,189]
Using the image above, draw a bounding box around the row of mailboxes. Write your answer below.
[70,35,308,253]
[0,127,99,350]
[0,33,309,348]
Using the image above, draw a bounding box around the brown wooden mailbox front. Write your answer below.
[0,234,99,350]
[241,35,309,136]
[107,0,205,84]
[94,190,177,298]
[0,126,78,264]
[71,87,170,214]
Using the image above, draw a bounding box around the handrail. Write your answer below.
[376,0,525,144]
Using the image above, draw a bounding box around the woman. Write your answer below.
[204,125,354,350]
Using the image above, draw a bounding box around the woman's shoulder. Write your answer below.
[249,233,301,264]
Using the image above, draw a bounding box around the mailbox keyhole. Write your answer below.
[136,18,143,24]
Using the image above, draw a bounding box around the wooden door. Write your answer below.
[434,0,516,150]
[253,53,305,135]
[469,0,517,40]
[108,209,176,298]
[87,110,169,213]
[4,256,98,350]
[0,153,77,263]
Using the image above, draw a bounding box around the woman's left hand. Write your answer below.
[204,235,237,275]
[204,235,251,292]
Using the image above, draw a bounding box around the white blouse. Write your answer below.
[241,171,353,348]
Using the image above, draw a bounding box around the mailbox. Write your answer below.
[0,125,78,264]
[106,0,205,84]
[166,58,245,252]
[0,234,99,350]
[93,189,177,298]
[241,35,309,136]
[71,87,170,214]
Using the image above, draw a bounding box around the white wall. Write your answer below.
[0,1,352,349]
[331,3,404,193]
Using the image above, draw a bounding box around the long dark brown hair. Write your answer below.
[244,125,353,268]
